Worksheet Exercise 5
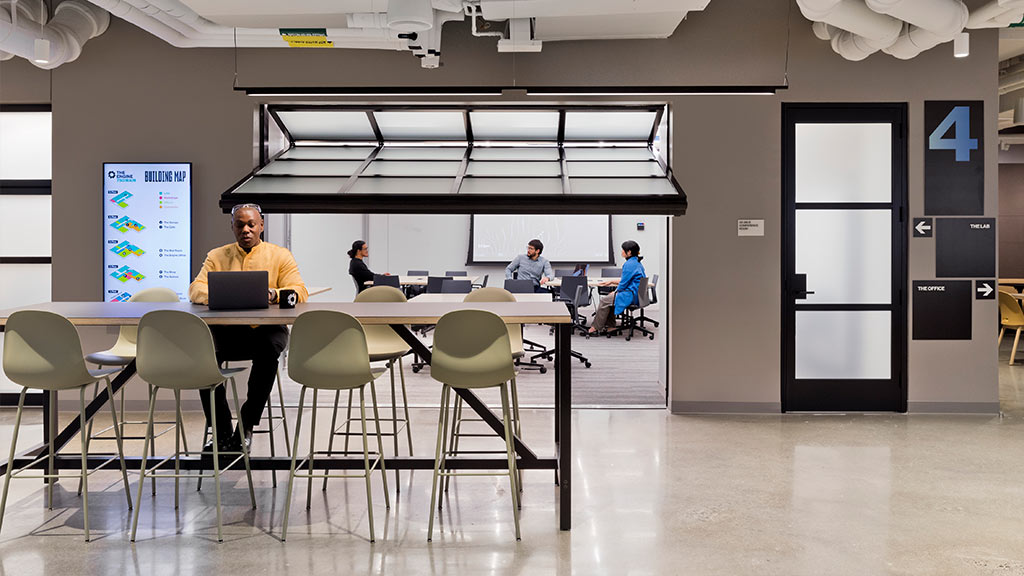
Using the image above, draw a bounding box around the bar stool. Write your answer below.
[444,288,523,495]
[281,310,390,542]
[0,310,133,542]
[428,309,520,542]
[326,286,413,492]
[81,286,183,497]
[131,310,256,543]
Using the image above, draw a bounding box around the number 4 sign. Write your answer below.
[924,101,983,216]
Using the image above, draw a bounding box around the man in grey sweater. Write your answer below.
[505,239,554,291]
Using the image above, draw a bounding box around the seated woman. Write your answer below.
[347,240,377,293]
[588,240,646,335]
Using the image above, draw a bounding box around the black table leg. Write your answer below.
[556,322,571,531]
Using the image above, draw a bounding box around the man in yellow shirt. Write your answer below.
[189,203,308,450]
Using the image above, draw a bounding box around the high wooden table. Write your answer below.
[0,300,574,530]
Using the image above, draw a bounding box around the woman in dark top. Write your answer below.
[348,240,375,292]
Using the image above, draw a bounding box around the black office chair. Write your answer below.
[554,269,574,278]
[373,274,400,289]
[532,278,592,368]
[441,279,472,294]
[598,267,621,296]
[405,271,429,297]
[503,279,535,294]
[608,276,654,341]
[444,270,468,277]
[426,276,452,293]
[636,273,660,329]
[408,270,429,276]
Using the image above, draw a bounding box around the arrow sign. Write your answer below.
[913,218,933,238]
[976,280,995,300]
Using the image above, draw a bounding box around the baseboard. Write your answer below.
[671,401,781,414]
[907,402,1001,414]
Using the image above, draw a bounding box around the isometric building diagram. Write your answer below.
[110,240,145,258]
[110,191,133,208]
[110,265,145,283]
[110,216,145,233]
[110,292,132,302]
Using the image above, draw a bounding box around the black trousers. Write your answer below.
[200,325,289,438]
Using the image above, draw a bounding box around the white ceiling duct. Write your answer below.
[0,0,109,69]
[387,0,433,32]
[967,0,1024,29]
[796,0,902,50]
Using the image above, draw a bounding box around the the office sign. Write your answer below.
[103,163,191,302]
[924,100,983,215]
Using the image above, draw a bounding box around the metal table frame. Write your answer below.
[0,301,572,531]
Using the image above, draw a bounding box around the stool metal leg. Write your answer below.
[500,383,521,541]
[103,377,133,510]
[399,357,413,456]
[388,360,400,490]
[427,384,450,542]
[367,379,390,509]
[78,386,90,541]
[197,424,209,492]
[306,389,318,510]
[148,384,157,496]
[343,389,354,456]
[358,387,376,542]
[281,386,306,541]
[229,377,257,509]
[265,383,279,488]
[323,389,341,492]
[130,388,157,542]
[0,389,26,536]
[77,381,100,496]
[211,386,224,543]
[173,390,182,510]
[47,390,55,511]
[435,386,453,513]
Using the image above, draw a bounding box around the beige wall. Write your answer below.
[0,0,999,412]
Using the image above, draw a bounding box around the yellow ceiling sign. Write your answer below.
[279,28,334,48]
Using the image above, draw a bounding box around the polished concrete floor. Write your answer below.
[0,366,1023,574]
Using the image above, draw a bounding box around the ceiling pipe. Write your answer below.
[796,0,903,48]
[966,0,1024,29]
[866,0,968,60]
[0,0,109,69]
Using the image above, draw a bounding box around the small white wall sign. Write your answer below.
[738,219,765,237]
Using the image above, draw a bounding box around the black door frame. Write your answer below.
[781,103,908,412]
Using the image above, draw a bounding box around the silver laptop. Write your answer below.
[208,271,269,310]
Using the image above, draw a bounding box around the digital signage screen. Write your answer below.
[103,163,191,302]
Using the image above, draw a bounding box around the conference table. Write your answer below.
[365,275,482,287]
[545,276,658,289]
[410,293,553,303]
[0,300,575,531]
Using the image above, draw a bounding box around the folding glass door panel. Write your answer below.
[782,104,907,412]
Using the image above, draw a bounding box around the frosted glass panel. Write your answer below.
[564,111,656,141]
[349,178,453,194]
[364,161,461,176]
[467,161,561,177]
[459,178,563,194]
[796,210,891,304]
[0,196,51,256]
[471,148,559,161]
[280,147,374,160]
[276,111,375,141]
[563,147,654,161]
[796,311,890,379]
[258,160,363,176]
[0,112,51,179]
[796,123,891,203]
[0,263,51,308]
[377,147,466,160]
[235,177,347,195]
[470,111,559,140]
[567,161,664,177]
[375,112,465,140]
[569,178,676,195]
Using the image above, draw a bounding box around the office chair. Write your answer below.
[608,277,655,341]
[373,274,401,289]
[503,279,535,294]
[554,269,574,278]
[406,270,429,297]
[441,279,473,294]
[532,277,592,368]
[444,270,468,277]
[426,276,452,293]
[407,270,429,276]
[636,273,660,329]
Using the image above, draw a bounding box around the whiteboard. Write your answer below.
[469,215,612,264]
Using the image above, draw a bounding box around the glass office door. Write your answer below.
[782,104,907,412]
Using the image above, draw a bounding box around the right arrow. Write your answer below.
[915,220,932,235]
[977,283,993,297]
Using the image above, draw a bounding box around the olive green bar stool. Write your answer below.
[428,309,520,542]
[326,286,413,493]
[444,288,524,496]
[81,286,184,498]
[130,310,256,543]
[281,310,390,543]
[0,310,133,542]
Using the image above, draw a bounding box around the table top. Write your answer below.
[546,276,657,288]
[0,300,571,327]
[366,275,481,287]
[410,293,554,303]
[1001,279,1024,286]
[307,286,331,297]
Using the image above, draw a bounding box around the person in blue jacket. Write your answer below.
[588,240,646,335]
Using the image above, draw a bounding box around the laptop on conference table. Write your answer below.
[208,271,269,310]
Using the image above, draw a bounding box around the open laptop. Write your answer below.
[208,270,269,310]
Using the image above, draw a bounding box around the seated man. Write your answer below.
[188,203,308,450]
[504,239,554,293]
